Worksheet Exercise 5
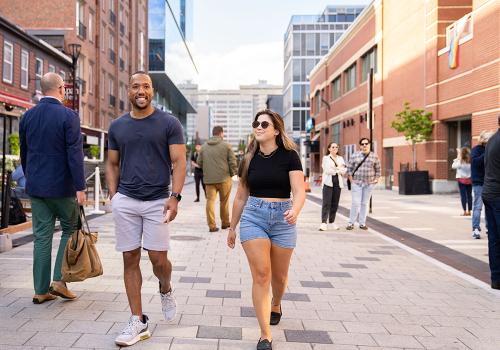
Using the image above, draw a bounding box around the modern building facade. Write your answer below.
[148,0,196,128]
[309,0,499,192]
[0,16,72,154]
[181,81,282,149]
[283,5,365,172]
[0,0,148,152]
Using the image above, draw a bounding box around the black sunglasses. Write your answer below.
[360,142,369,146]
[252,120,271,129]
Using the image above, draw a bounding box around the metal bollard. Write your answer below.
[89,166,105,215]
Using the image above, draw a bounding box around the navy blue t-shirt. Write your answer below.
[108,109,185,201]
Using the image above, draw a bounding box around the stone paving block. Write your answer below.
[284,330,332,344]
[317,310,357,322]
[154,324,198,338]
[18,319,71,332]
[300,281,334,288]
[197,325,242,340]
[382,322,431,336]
[95,310,130,322]
[343,321,388,334]
[72,333,118,349]
[328,332,377,346]
[241,328,286,341]
[79,291,118,301]
[62,320,114,334]
[26,331,82,348]
[339,263,367,269]
[368,251,393,255]
[321,271,353,278]
[302,319,345,333]
[203,305,240,316]
[170,337,218,350]
[219,339,256,350]
[56,308,103,321]
[283,293,311,302]
[179,276,211,283]
[180,314,221,326]
[240,306,256,317]
[221,316,259,328]
[0,330,37,346]
[314,345,357,350]
[206,290,241,298]
[273,341,313,349]
[354,313,398,324]
[371,334,423,348]
[0,317,29,330]
[14,306,62,320]
[126,336,173,350]
[173,266,187,271]
[355,257,381,261]
[87,300,129,312]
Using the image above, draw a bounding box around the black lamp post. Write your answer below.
[67,43,81,111]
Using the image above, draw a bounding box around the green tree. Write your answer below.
[391,102,437,170]
[8,132,20,156]
[89,145,100,159]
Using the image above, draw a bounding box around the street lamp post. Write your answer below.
[67,43,81,111]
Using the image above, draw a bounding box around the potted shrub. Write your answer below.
[89,145,100,160]
[391,102,437,195]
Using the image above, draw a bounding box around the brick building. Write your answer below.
[0,0,148,147]
[309,0,499,193]
[0,16,72,154]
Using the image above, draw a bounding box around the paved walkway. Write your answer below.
[1,182,500,349]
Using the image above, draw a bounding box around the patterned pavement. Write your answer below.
[1,182,500,349]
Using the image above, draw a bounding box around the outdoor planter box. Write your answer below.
[398,170,431,195]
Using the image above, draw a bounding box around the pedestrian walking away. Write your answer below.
[346,138,381,230]
[452,147,473,217]
[197,126,238,232]
[106,71,187,347]
[19,72,86,304]
[470,131,494,239]
[483,114,500,290]
[227,109,305,350]
[191,144,206,202]
[319,142,346,231]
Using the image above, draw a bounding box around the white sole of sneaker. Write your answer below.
[163,312,177,322]
[115,330,151,346]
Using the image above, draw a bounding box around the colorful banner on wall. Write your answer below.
[448,16,469,70]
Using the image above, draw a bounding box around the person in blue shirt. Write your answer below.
[20,72,86,304]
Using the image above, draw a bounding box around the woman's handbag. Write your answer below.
[347,153,370,190]
[457,177,472,185]
[62,206,103,282]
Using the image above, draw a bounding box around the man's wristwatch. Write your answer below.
[170,192,182,202]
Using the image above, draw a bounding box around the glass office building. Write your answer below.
[148,0,197,126]
[283,6,364,137]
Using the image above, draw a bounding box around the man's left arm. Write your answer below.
[19,116,27,173]
[164,144,186,222]
[227,145,238,177]
[373,154,381,183]
[65,111,86,197]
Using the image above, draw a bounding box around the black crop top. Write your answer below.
[248,147,303,198]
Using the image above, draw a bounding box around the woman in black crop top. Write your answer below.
[227,110,305,350]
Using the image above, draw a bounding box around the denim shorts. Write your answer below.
[239,196,297,249]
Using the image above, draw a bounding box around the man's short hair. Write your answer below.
[40,72,63,95]
[129,71,150,83]
[359,137,370,145]
[212,126,223,136]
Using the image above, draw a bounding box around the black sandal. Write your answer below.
[257,338,272,350]
[270,304,282,325]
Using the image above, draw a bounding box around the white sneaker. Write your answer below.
[330,223,340,230]
[160,282,177,321]
[115,314,150,346]
[472,229,481,239]
[319,223,327,231]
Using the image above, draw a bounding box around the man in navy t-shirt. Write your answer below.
[106,71,186,346]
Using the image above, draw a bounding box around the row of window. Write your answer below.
[2,41,66,92]
[312,45,378,115]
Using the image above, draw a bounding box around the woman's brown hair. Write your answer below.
[238,109,297,187]
[460,147,470,163]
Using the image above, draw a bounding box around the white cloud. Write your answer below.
[192,41,284,90]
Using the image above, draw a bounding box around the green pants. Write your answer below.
[31,196,78,294]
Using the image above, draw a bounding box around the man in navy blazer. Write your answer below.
[20,72,86,304]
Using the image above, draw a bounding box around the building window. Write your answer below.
[60,70,66,82]
[315,90,320,115]
[101,23,106,52]
[88,63,94,94]
[88,12,94,43]
[35,58,43,92]
[345,63,357,92]
[331,76,341,100]
[48,64,55,73]
[446,13,473,49]
[109,77,115,106]
[100,70,105,100]
[76,0,86,39]
[109,30,115,63]
[361,46,377,82]
[139,31,144,70]
[3,41,13,83]
[21,49,29,89]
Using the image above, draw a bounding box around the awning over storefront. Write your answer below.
[0,92,33,110]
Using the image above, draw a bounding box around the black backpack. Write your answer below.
[9,191,27,225]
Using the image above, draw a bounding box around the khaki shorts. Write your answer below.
[111,192,171,252]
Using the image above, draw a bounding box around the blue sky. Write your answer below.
[191,0,370,89]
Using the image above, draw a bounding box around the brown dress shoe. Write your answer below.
[221,225,230,229]
[32,293,57,304]
[209,227,219,232]
[49,282,77,300]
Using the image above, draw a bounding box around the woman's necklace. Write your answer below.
[258,147,279,159]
